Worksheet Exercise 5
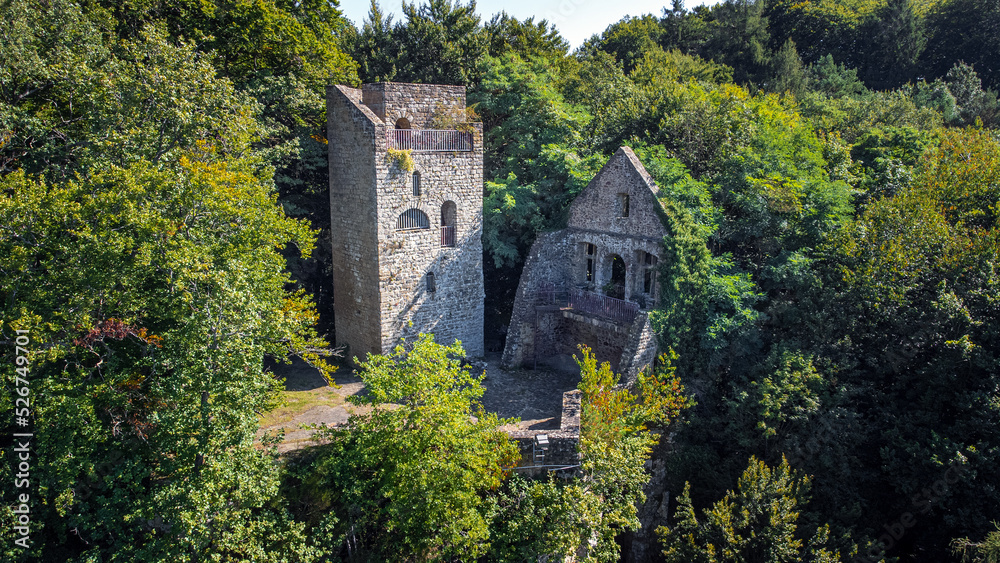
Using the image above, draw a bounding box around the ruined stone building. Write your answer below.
[501,147,665,379]
[327,82,484,359]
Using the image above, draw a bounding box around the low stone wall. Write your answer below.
[507,389,581,472]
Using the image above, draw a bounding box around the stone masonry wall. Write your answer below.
[617,312,659,385]
[567,147,665,238]
[508,389,582,471]
[502,147,670,375]
[375,124,485,357]
[328,85,385,360]
[362,82,467,128]
[501,231,576,368]
[329,82,484,360]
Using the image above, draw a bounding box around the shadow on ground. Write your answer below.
[259,354,581,452]
[479,353,580,431]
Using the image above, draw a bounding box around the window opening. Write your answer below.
[426,272,436,292]
[412,172,421,197]
[440,201,457,247]
[586,243,595,282]
[608,255,626,299]
[642,253,657,294]
[395,208,429,231]
[395,117,411,129]
[616,193,630,217]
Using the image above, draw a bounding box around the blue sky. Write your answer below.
[338,0,723,50]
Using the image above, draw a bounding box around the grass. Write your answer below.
[259,387,350,430]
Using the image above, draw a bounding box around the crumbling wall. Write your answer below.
[508,389,582,472]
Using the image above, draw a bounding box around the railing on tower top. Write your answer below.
[388,129,473,152]
[567,288,639,324]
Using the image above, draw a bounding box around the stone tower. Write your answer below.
[327,82,484,360]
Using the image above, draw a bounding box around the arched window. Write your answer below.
[440,201,457,247]
[395,117,411,129]
[395,208,429,231]
[412,172,421,196]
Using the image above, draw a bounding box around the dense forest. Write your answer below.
[2,0,1000,561]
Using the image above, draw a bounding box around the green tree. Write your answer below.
[922,0,1000,91]
[285,335,518,561]
[348,0,400,82]
[700,0,772,85]
[0,152,328,560]
[587,14,665,74]
[953,523,1000,563]
[574,346,695,562]
[769,38,807,95]
[393,0,487,85]
[484,12,569,59]
[659,456,844,563]
[805,54,868,99]
[863,0,926,89]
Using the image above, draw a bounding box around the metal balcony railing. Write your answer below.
[567,288,639,324]
[388,129,473,152]
[440,225,456,247]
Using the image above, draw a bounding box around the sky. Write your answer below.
[338,0,723,50]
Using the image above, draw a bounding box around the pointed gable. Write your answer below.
[567,146,667,239]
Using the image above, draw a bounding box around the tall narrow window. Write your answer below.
[642,253,657,294]
[586,243,596,282]
[615,193,630,217]
[426,272,436,293]
[412,172,421,197]
[440,201,457,247]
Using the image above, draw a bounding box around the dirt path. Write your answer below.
[260,354,581,453]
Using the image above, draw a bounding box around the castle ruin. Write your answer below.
[501,147,664,380]
[327,82,485,360]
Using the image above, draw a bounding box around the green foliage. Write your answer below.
[285,335,518,561]
[650,199,714,375]
[0,8,265,178]
[953,522,1000,563]
[864,0,927,89]
[385,147,415,172]
[659,456,844,563]
[484,12,569,59]
[806,55,868,99]
[575,345,694,561]
[352,0,486,86]
[0,151,328,560]
[577,346,694,445]
[587,14,665,74]
[753,348,827,439]
[485,475,604,561]
[770,39,808,95]
[808,126,1000,556]
[631,48,735,86]
[922,0,1000,91]
[482,173,543,268]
